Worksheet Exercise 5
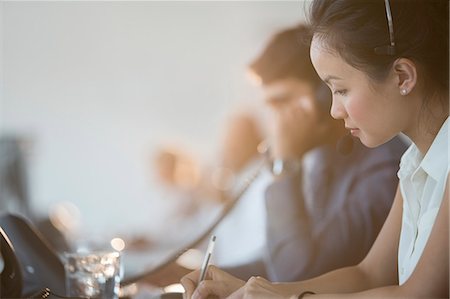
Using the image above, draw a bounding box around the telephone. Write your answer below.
[0,214,66,298]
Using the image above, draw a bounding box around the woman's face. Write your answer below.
[310,37,409,148]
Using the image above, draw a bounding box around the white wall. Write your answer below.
[2,1,308,240]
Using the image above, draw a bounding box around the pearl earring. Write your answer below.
[400,88,408,95]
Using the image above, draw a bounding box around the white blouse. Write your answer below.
[397,117,449,285]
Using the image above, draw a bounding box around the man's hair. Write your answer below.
[249,24,322,87]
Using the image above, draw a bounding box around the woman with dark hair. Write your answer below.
[180,0,449,298]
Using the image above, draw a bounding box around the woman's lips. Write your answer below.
[346,127,359,136]
[350,128,359,136]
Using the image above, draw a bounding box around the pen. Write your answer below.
[199,235,216,282]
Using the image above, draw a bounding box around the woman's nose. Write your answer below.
[330,97,347,120]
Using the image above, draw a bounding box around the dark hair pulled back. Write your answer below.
[309,0,449,100]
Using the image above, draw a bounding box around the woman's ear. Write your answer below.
[393,58,417,96]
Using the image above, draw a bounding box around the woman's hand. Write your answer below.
[180,265,245,299]
[228,276,299,299]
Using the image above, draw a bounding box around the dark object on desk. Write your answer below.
[0,213,66,297]
[0,224,23,298]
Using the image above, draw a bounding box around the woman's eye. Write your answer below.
[333,89,348,96]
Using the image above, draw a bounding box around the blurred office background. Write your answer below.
[0,1,307,246]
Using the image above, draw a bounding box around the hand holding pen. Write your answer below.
[180,236,246,299]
